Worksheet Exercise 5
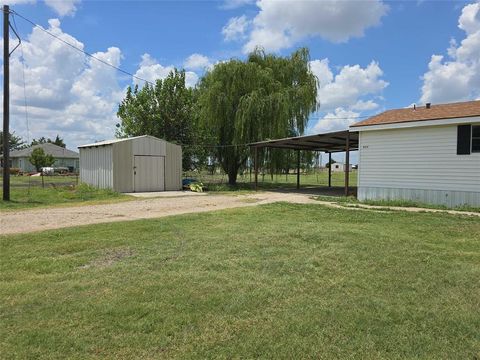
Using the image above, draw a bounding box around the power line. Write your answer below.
[11,13,30,143]
[11,9,156,87]
[9,9,378,123]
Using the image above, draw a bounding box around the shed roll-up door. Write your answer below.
[134,155,165,192]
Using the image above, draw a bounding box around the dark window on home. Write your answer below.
[457,125,471,155]
[472,125,480,153]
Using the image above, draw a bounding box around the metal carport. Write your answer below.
[249,130,359,196]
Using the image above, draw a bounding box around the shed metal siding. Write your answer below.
[132,136,166,156]
[80,136,182,193]
[112,140,133,192]
[357,124,480,206]
[165,142,182,191]
[79,146,113,189]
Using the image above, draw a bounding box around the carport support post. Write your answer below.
[254,146,258,191]
[328,152,331,188]
[345,131,350,197]
[296,149,300,190]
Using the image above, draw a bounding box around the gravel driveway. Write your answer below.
[0,192,318,235]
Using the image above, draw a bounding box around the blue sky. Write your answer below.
[3,0,480,154]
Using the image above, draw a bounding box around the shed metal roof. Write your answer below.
[10,143,79,159]
[78,135,151,148]
[249,130,358,152]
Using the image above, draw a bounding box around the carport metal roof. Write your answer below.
[249,130,358,196]
[249,130,359,152]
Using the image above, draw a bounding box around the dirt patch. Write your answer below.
[238,198,263,203]
[80,247,135,269]
[0,192,319,235]
[3,191,474,236]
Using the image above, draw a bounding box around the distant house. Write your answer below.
[330,163,353,172]
[351,100,480,207]
[10,143,79,173]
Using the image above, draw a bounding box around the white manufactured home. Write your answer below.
[351,100,480,207]
[78,135,182,193]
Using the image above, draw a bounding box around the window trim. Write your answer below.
[472,124,480,153]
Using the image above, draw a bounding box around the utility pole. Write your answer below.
[2,5,19,201]
[3,5,10,201]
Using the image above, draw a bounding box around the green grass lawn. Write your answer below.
[186,170,357,192]
[0,177,131,211]
[1,203,479,359]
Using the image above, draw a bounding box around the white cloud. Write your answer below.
[4,18,203,149]
[222,15,249,41]
[220,0,254,10]
[5,18,122,148]
[44,0,80,17]
[242,0,388,53]
[133,53,199,88]
[310,59,388,112]
[351,100,379,111]
[312,108,360,133]
[184,53,211,70]
[4,0,81,16]
[133,54,175,86]
[420,2,480,104]
[1,0,35,4]
[309,58,387,132]
[458,2,480,35]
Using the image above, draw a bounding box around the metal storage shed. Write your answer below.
[78,135,182,192]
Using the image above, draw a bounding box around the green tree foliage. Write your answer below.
[31,135,66,148]
[325,158,337,168]
[29,148,55,172]
[0,131,25,155]
[116,69,209,170]
[198,48,318,185]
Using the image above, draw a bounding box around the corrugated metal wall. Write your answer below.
[133,155,165,191]
[80,136,182,192]
[358,187,480,207]
[132,136,166,157]
[79,146,113,189]
[165,142,182,191]
[112,140,133,192]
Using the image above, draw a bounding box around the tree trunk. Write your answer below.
[227,170,237,185]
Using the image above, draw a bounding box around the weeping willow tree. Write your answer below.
[198,48,318,185]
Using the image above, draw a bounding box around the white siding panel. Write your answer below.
[79,146,113,189]
[358,125,480,192]
[358,124,480,206]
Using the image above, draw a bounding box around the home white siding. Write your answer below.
[358,124,480,207]
[79,146,113,189]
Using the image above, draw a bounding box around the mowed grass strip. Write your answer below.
[0,182,132,211]
[1,203,479,359]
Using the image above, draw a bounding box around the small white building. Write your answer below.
[78,135,182,193]
[330,163,353,172]
[351,100,480,207]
